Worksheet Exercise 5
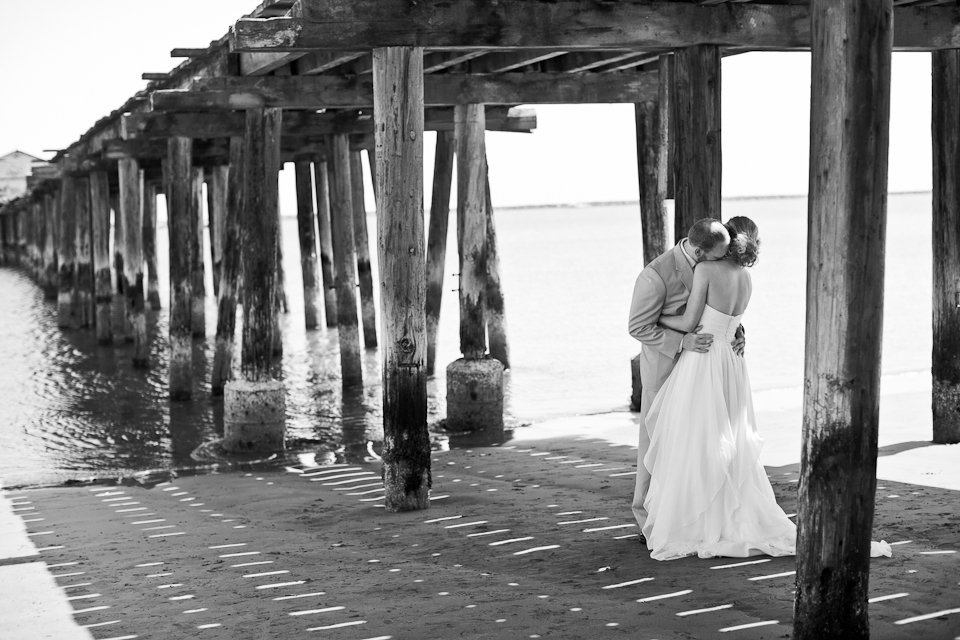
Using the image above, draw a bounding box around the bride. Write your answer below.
[639,217,791,561]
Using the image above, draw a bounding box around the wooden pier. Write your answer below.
[2,0,960,636]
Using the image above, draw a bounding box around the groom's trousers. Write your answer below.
[630,388,656,528]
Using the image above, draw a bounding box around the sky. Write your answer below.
[0,1,934,209]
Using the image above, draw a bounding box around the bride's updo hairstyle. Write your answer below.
[723,216,760,267]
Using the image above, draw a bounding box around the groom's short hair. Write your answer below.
[687,218,728,251]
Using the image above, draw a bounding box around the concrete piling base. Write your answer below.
[445,357,504,431]
[223,379,286,452]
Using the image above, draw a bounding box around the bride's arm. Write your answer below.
[657,267,709,334]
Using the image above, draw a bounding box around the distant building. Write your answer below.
[0,150,44,204]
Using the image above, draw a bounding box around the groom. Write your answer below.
[628,218,742,531]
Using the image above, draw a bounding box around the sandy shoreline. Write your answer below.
[2,428,959,639]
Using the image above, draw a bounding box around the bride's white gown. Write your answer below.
[642,304,796,561]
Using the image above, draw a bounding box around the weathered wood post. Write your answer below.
[212,138,244,396]
[120,158,148,368]
[272,200,286,356]
[42,191,58,299]
[142,180,162,310]
[90,171,113,344]
[111,193,128,341]
[373,45,431,511]
[794,0,892,637]
[673,45,721,240]
[932,49,960,444]
[483,167,509,369]
[632,55,674,409]
[56,176,77,328]
[313,158,337,327]
[223,109,285,452]
[294,160,321,330]
[190,167,206,337]
[328,134,363,387]
[208,165,229,300]
[446,104,504,431]
[74,175,94,328]
[313,160,337,327]
[350,150,378,348]
[425,130,455,376]
[165,137,195,400]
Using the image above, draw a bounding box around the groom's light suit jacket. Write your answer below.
[628,242,694,392]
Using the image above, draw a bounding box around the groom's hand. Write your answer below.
[732,324,746,357]
[682,328,713,353]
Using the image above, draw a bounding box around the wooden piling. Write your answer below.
[208,165,229,299]
[165,137,195,400]
[794,0,892,637]
[223,108,285,452]
[74,176,94,328]
[932,49,960,445]
[120,158,148,368]
[142,180,162,310]
[313,160,338,327]
[212,138,244,396]
[673,45,721,240]
[90,171,113,344]
[56,176,77,328]
[661,55,676,202]
[328,134,363,387]
[111,193,128,341]
[635,81,669,264]
[42,192,57,298]
[294,160,321,330]
[425,130,455,376]
[191,167,206,338]
[455,104,488,360]
[484,167,509,369]
[373,45,430,512]
[350,151,378,348]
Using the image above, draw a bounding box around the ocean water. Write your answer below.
[0,193,933,487]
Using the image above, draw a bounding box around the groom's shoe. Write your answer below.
[637,532,647,545]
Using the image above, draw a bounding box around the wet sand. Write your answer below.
[3,430,959,639]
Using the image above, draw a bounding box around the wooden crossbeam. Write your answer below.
[142,73,170,81]
[103,135,373,163]
[150,73,656,110]
[476,51,568,73]
[124,106,535,139]
[293,51,365,75]
[563,52,651,74]
[235,2,960,51]
[424,51,487,73]
[240,52,305,75]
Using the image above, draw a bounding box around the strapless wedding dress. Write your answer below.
[641,305,890,561]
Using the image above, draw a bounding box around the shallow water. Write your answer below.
[0,193,933,487]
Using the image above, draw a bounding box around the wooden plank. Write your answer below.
[794,0,893,637]
[455,104,487,359]
[425,130,455,377]
[350,151,377,348]
[212,138,244,395]
[373,45,430,512]
[171,48,211,57]
[563,51,651,73]
[472,51,567,73]
[328,133,363,386]
[424,51,487,73]
[931,49,960,444]
[123,107,535,140]
[240,51,304,76]
[673,45,721,241]
[142,180,161,310]
[165,137,195,399]
[241,109,283,382]
[142,73,169,81]
[294,160,321,329]
[120,158,148,367]
[239,3,960,51]
[104,135,374,161]
[313,160,337,328]
[150,72,657,110]
[90,171,113,344]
